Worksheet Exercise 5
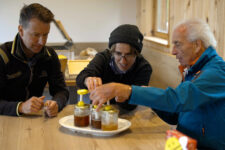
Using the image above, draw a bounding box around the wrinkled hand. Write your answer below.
[90,83,132,110]
[85,77,102,92]
[44,100,58,117]
[19,96,45,114]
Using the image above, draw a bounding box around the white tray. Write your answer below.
[59,115,131,136]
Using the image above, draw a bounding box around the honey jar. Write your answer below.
[101,105,119,131]
[74,101,90,127]
[91,105,102,129]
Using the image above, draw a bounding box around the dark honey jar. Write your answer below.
[91,105,102,129]
[74,101,90,127]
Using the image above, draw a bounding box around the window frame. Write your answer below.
[152,0,170,40]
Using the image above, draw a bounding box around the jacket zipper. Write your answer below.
[25,63,34,100]
[202,127,205,136]
[12,55,34,100]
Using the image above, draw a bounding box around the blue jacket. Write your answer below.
[129,47,225,149]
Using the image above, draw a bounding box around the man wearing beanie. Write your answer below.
[76,24,152,112]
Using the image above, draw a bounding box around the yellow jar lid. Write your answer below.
[77,89,89,95]
[58,55,67,59]
[93,105,98,109]
[102,105,119,114]
[77,101,85,107]
[104,105,112,111]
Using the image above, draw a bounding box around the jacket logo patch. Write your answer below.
[39,70,48,78]
[191,71,202,82]
[7,71,22,79]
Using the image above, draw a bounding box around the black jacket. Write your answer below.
[76,49,152,111]
[0,34,69,116]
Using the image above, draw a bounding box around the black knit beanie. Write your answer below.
[108,24,143,53]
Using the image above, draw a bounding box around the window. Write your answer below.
[152,0,169,40]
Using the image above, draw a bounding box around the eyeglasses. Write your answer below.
[113,51,135,61]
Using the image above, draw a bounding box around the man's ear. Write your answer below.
[194,40,203,53]
[18,25,23,37]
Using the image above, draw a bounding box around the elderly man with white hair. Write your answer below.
[90,19,225,149]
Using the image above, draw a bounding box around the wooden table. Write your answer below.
[0,105,170,150]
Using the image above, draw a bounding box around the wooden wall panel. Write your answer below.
[137,0,154,36]
[216,0,225,58]
[142,41,181,88]
[138,0,225,57]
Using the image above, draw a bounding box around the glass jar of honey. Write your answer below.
[101,105,119,131]
[91,105,102,129]
[74,101,90,127]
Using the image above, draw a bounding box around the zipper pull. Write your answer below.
[202,127,205,135]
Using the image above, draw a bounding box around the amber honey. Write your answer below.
[74,115,89,127]
[101,124,118,131]
[101,106,119,131]
[91,119,101,129]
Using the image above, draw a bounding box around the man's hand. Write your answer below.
[85,77,102,92]
[90,83,132,110]
[44,100,58,117]
[19,96,45,114]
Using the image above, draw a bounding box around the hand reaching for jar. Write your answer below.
[84,77,102,92]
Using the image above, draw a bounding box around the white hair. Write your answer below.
[174,19,217,49]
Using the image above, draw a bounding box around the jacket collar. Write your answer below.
[178,46,217,80]
[11,34,51,63]
[188,46,217,74]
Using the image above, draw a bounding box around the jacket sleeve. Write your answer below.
[0,101,20,116]
[129,68,225,113]
[152,109,178,125]
[0,56,19,116]
[47,49,69,111]
[76,51,108,89]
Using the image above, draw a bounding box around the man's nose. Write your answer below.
[172,47,177,55]
[120,56,127,64]
[38,36,46,45]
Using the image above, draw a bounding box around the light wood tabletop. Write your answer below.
[0,105,170,150]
